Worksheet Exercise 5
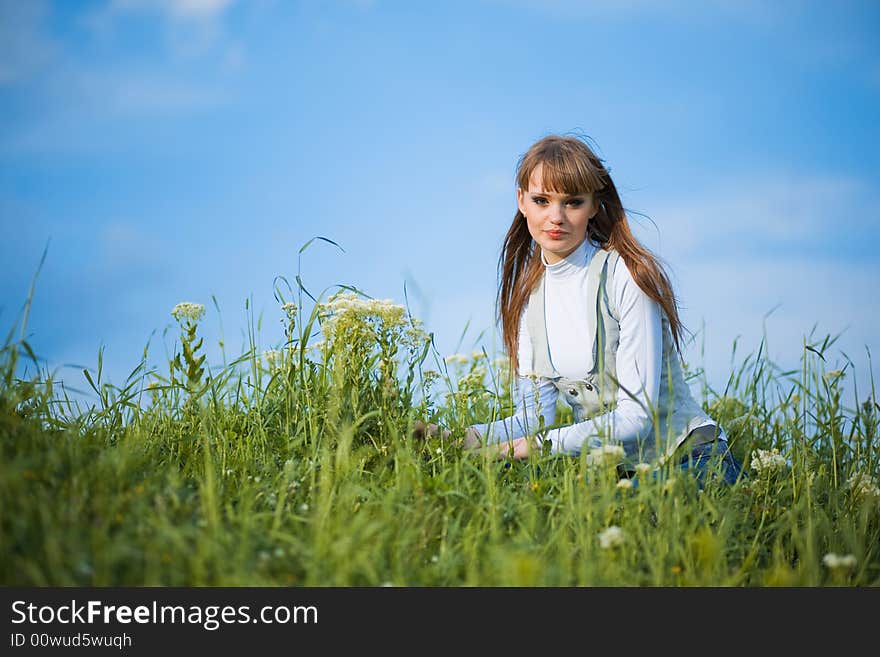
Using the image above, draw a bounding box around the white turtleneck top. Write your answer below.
[470,238,717,456]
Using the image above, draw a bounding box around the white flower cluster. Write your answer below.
[845,472,880,501]
[317,291,427,352]
[171,302,205,323]
[634,462,652,476]
[822,369,845,385]
[263,349,282,370]
[585,444,626,468]
[444,353,470,365]
[320,291,404,325]
[281,302,298,321]
[822,553,857,570]
[616,478,633,491]
[458,366,488,391]
[420,369,442,389]
[750,448,787,475]
[598,526,625,549]
[322,292,406,324]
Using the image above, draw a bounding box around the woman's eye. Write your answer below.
[532,197,583,206]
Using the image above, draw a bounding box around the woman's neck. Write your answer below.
[541,239,593,279]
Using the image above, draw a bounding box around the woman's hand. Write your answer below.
[461,427,482,450]
[412,421,485,449]
[411,420,451,441]
[482,436,542,461]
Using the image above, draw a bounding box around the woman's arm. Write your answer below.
[466,300,559,448]
[544,257,662,457]
[467,374,559,446]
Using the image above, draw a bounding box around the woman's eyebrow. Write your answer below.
[529,190,584,198]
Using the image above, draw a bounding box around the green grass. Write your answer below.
[2,262,878,586]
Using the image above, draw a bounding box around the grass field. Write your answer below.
[2,260,878,587]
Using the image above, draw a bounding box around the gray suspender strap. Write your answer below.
[584,247,612,372]
[526,273,554,377]
[526,246,613,376]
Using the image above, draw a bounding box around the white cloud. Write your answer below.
[480,0,778,22]
[106,72,228,114]
[615,169,880,398]
[476,171,514,197]
[0,66,229,154]
[635,171,877,263]
[166,0,235,20]
[100,221,165,271]
[83,0,238,60]
[674,254,879,404]
[108,0,235,23]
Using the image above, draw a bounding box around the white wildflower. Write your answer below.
[598,526,625,549]
[444,353,470,365]
[845,472,880,501]
[403,317,429,351]
[586,444,626,467]
[421,369,441,389]
[299,503,309,513]
[316,290,426,353]
[822,369,845,384]
[616,478,634,491]
[459,366,488,389]
[281,302,298,319]
[822,553,857,570]
[635,462,652,476]
[662,477,677,494]
[263,349,282,368]
[750,448,788,475]
[171,302,205,323]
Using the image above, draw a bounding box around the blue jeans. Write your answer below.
[676,439,745,487]
[620,440,745,489]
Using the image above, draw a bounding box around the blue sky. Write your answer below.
[2,0,879,408]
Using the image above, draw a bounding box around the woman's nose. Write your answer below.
[548,204,565,223]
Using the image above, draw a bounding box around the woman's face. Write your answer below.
[517,162,598,264]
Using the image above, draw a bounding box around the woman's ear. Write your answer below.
[517,188,526,216]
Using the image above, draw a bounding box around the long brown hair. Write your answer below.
[498,134,687,377]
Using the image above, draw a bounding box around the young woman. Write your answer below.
[463,134,743,486]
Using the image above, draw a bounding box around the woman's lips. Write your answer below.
[546,230,566,239]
